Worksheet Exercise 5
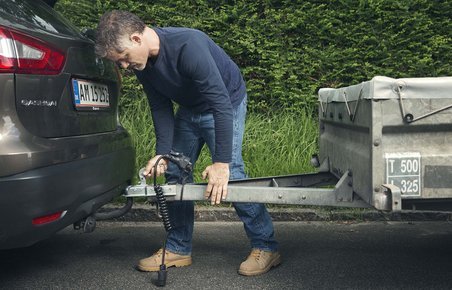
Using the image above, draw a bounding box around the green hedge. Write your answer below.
[56,0,451,114]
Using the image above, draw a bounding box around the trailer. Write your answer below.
[114,76,452,213]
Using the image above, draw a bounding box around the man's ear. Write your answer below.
[130,33,142,46]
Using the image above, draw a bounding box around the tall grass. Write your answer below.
[119,96,155,177]
[119,95,319,183]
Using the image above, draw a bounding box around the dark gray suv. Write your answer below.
[0,0,135,249]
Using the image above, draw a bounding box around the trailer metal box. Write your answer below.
[318,76,452,211]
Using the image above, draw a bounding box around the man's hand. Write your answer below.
[202,162,230,205]
[143,155,169,178]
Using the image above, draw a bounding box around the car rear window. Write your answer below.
[0,0,80,37]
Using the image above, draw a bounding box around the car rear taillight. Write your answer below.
[0,26,65,75]
[32,210,66,225]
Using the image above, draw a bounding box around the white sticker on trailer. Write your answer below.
[385,152,421,197]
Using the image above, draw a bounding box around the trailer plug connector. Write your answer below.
[162,151,193,173]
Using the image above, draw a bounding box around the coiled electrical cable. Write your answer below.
[153,156,173,232]
[152,156,172,287]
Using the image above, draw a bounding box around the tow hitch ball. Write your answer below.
[73,215,96,233]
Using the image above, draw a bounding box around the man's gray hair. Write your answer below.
[95,10,146,57]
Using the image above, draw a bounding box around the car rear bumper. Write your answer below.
[0,147,134,249]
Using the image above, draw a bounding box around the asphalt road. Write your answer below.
[1,221,452,289]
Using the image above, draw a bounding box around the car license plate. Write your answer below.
[72,79,110,110]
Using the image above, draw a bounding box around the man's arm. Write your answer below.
[135,71,174,176]
[178,32,234,204]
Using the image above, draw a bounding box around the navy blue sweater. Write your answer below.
[135,27,246,163]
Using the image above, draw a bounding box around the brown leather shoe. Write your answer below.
[238,249,281,276]
[137,248,192,272]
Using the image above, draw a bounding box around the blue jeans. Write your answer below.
[164,96,278,255]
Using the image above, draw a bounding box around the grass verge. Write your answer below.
[119,95,319,184]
